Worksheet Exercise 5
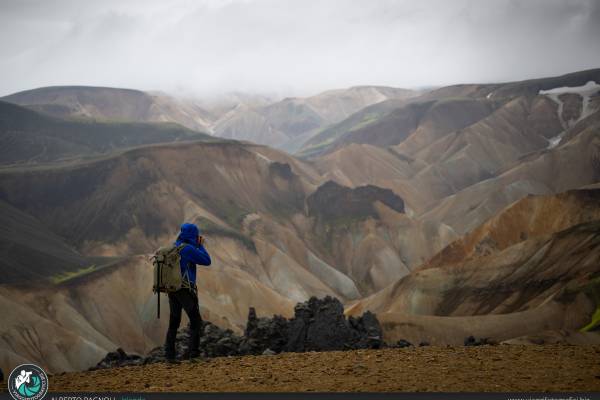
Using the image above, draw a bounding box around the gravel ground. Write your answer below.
[48,345,600,392]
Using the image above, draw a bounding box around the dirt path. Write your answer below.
[49,345,600,392]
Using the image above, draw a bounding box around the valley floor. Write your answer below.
[48,345,600,392]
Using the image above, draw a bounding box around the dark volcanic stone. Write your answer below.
[286,296,383,352]
[244,307,288,354]
[419,341,430,347]
[348,311,383,349]
[464,336,492,346]
[303,296,355,351]
[93,296,385,370]
[396,339,413,348]
[91,348,143,370]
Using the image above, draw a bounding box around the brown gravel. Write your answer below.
[49,345,600,392]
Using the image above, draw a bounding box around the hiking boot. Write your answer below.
[165,351,178,364]
[187,350,201,359]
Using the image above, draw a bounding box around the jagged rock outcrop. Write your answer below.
[243,307,289,354]
[92,296,384,369]
[285,296,382,352]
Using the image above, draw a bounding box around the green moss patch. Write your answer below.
[577,276,600,332]
[51,265,97,284]
[581,307,600,332]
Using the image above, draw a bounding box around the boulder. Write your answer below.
[91,347,143,370]
[464,335,493,346]
[395,339,413,348]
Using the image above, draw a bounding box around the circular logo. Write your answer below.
[7,364,48,400]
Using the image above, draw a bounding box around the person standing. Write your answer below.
[165,222,211,361]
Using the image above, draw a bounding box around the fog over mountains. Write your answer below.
[1,0,599,96]
[0,67,599,373]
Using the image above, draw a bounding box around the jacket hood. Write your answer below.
[176,222,200,245]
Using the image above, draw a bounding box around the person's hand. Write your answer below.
[198,236,205,246]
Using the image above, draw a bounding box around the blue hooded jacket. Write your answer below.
[174,222,211,284]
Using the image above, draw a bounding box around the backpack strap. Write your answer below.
[177,243,196,292]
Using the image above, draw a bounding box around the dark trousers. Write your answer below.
[164,288,202,358]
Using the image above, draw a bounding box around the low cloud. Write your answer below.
[0,0,598,97]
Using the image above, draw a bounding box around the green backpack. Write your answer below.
[151,243,191,318]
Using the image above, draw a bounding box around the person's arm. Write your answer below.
[182,244,211,266]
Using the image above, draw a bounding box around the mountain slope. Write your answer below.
[0,138,414,298]
[348,221,599,344]
[347,189,600,344]
[311,69,600,239]
[302,68,600,158]
[421,188,600,269]
[2,86,215,132]
[0,101,216,165]
[420,112,600,235]
[0,200,101,284]
[301,97,495,157]
[213,86,419,151]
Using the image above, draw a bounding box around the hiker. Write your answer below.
[164,222,211,361]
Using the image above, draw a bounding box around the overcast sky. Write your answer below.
[0,0,599,97]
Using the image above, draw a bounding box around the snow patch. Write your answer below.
[539,80,600,96]
[253,151,273,164]
[547,134,564,149]
[539,80,600,126]
[539,81,600,148]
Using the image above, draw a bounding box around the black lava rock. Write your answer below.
[93,296,385,370]
[294,296,355,352]
[91,347,143,370]
[464,335,492,346]
[243,307,288,354]
[395,339,413,348]
[348,311,383,349]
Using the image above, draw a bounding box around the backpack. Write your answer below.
[151,243,191,318]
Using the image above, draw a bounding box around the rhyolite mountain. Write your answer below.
[0,69,599,373]
[0,139,413,372]
[2,86,215,133]
[0,100,218,165]
[212,86,419,151]
[346,188,600,345]
[2,85,420,152]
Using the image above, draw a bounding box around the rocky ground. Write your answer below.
[48,345,600,392]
